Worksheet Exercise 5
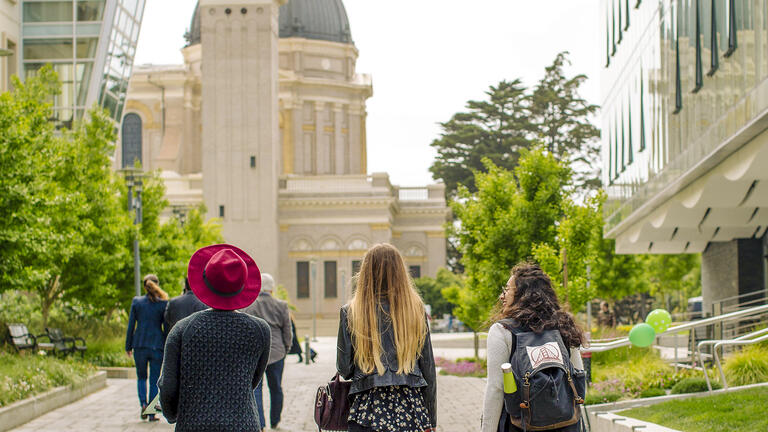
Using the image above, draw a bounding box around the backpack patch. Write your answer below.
[525,341,563,369]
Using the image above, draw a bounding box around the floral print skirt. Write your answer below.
[348,385,432,432]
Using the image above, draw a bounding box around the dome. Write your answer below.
[186,0,353,46]
[186,2,201,46]
[279,0,353,44]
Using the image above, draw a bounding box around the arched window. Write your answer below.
[121,113,143,168]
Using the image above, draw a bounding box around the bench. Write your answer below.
[41,328,87,358]
[5,323,39,353]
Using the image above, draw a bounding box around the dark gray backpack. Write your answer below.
[499,320,586,431]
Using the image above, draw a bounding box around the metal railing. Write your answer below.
[713,332,768,391]
[584,303,768,354]
[698,327,768,392]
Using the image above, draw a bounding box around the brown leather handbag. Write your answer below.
[314,373,352,432]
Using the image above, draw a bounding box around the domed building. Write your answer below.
[121,0,448,328]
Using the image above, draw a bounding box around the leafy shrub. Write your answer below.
[585,392,622,405]
[593,348,675,396]
[640,387,666,398]
[83,337,134,367]
[671,377,721,394]
[723,345,768,387]
[0,290,128,342]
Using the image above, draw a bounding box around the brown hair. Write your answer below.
[492,262,585,348]
[143,274,168,302]
[347,243,427,375]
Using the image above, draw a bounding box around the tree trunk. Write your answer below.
[40,275,61,329]
[473,331,480,359]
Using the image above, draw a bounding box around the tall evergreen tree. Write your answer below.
[529,52,601,190]
[429,79,531,197]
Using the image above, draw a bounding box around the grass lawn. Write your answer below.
[0,351,95,407]
[621,387,768,432]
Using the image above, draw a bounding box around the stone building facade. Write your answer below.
[120,0,448,319]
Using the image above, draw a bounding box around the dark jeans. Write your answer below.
[133,348,163,406]
[254,358,285,428]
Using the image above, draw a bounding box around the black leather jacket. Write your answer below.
[336,304,437,427]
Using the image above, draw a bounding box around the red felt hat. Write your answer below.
[187,244,261,310]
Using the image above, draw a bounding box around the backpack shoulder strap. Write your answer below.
[496,319,525,362]
[496,318,524,335]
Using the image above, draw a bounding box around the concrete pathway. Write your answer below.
[11,337,485,432]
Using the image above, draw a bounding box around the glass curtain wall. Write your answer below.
[21,0,144,127]
[98,0,144,123]
[601,0,767,231]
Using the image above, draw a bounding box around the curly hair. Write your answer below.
[492,262,585,348]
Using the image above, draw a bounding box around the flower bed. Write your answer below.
[0,351,95,407]
[435,356,487,378]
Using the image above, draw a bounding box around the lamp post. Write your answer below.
[310,258,317,341]
[122,169,143,297]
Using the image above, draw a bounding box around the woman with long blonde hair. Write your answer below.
[125,274,169,422]
[337,243,437,432]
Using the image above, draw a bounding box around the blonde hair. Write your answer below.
[144,278,169,302]
[347,243,427,375]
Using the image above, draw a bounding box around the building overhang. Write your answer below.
[610,125,768,254]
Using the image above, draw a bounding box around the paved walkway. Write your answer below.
[11,337,485,432]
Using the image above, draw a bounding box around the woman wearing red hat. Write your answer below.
[337,243,437,432]
[158,244,272,431]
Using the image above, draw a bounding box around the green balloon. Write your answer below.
[645,309,672,334]
[629,323,656,348]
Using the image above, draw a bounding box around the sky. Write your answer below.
[135,0,601,187]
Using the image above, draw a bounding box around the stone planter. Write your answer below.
[98,367,136,379]
[0,371,107,432]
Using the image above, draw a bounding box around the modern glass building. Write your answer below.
[21,0,145,127]
[601,0,767,310]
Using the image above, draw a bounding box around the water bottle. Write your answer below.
[501,362,517,394]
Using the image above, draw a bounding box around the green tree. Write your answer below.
[642,254,701,312]
[0,67,223,324]
[591,237,647,301]
[0,67,134,325]
[529,52,601,190]
[46,106,133,321]
[429,79,531,198]
[532,193,604,313]
[0,69,65,296]
[450,149,571,327]
[413,268,463,318]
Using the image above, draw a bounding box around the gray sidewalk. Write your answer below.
[11,337,484,432]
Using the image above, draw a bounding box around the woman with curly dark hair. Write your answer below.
[481,263,586,432]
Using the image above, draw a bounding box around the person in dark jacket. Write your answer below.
[125,274,169,422]
[287,314,317,363]
[242,273,292,430]
[164,277,207,336]
[337,243,437,432]
[158,244,271,432]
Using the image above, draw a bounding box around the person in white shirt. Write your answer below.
[481,263,585,432]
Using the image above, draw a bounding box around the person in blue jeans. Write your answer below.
[125,274,169,422]
[242,273,292,430]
